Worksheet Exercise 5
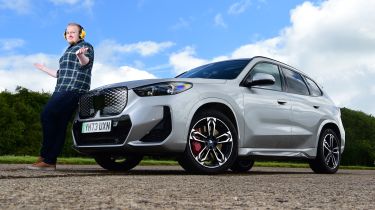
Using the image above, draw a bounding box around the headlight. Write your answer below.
[133,82,193,97]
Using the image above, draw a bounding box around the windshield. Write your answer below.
[176,59,251,79]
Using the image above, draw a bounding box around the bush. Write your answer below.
[0,88,374,166]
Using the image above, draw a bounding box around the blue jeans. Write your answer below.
[40,91,82,164]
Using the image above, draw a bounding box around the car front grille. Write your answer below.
[73,115,132,146]
[79,87,128,119]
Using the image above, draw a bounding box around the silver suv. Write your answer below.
[72,56,345,174]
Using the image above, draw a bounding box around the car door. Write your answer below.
[242,62,293,148]
[281,67,325,149]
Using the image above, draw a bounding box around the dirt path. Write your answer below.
[1,164,374,209]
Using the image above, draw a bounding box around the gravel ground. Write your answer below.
[0,164,374,209]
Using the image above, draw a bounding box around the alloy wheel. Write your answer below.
[189,117,234,169]
[322,133,340,169]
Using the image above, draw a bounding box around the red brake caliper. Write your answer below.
[191,128,203,155]
[191,141,202,155]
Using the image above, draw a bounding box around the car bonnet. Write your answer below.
[91,78,227,91]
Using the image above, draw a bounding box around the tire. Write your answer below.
[230,159,254,172]
[177,156,193,172]
[94,154,143,171]
[309,129,341,174]
[179,109,238,174]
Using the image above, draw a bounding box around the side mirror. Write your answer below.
[244,73,275,87]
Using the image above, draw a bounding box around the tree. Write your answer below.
[0,88,374,166]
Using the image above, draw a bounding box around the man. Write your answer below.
[27,23,94,170]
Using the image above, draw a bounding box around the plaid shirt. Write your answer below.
[55,40,94,93]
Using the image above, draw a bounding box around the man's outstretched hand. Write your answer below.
[34,63,47,71]
[76,47,89,56]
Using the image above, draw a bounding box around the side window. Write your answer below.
[282,68,309,95]
[305,77,322,96]
[248,63,282,91]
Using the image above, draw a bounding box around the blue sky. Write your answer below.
[1,0,311,77]
[1,0,375,115]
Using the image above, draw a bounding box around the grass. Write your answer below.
[0,155,373,170]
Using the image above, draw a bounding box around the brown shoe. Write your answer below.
[35,156,44,164]
[27,161,56,171]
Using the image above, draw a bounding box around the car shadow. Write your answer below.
[54,168,316,176]
[0,165,351,180]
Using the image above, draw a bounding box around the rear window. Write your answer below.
[177,59,250,79]
[305,77,323,96]
[282,68,310,95]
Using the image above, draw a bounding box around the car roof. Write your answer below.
[181,56,316,83]
[251,56,316,80]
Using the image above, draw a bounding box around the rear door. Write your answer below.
[242,62,292,148]
[281,67,324,149]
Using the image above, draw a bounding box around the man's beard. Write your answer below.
[68,39,79,45]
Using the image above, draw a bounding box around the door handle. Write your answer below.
[313,105,320,109]
[277,100,287,105]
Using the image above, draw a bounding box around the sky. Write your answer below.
[0,0,375,115]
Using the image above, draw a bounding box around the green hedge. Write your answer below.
[0,87,374,166]
[0,87,78,157]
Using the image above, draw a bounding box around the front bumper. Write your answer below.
[72,87,197,155]
[73,114,132,146]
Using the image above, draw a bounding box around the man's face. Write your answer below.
[65,25,80,44]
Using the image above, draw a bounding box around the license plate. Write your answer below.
[82,120,112,134]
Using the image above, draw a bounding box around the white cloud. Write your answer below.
[49,0,94,6]
[0,39,25,51]
[228,0,251,15]
[0,54,58,92]
[169,47,207,75]
[91,63,156,90]
[49,0,94,11]
[50,0,79,4]
[0,38,167,92]
[117,41,174,56]
[231,37,284,60]
[276,0,375,114]
[96,40,175,62]
[0,53,157,93]
[169,46,230,75]
[0,0,31,14]
[214,13,227,28]
[170,0,375,115]
[171,18,191,31]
